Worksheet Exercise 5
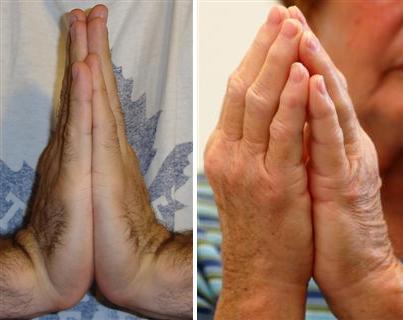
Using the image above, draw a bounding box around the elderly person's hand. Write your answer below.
[85,6,192,319]
[0,9,93,318]
[289,7,403,318]
[204,6,313,319]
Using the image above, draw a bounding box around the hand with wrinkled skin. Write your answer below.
[288,6,403,318]
[86,5,192,320]
[0,9,93,318]
[0,5,192,319]
[206,4,403,319]
[204,6,313,319]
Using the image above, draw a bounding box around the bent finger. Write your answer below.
[220,5,290,140]
[243,18,303,150]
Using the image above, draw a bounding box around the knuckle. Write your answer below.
[269,119,293,141]
[280,90,300,109]
[226,72,248,102]
[245,85,270,114]
[311,101,334,120]
[267,49,282,67]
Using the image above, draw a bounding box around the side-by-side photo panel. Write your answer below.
[198,1,403,319]
[0,1,193,319]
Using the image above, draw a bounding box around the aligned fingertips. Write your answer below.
[308,75,348,176]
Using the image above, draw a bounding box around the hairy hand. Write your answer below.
[85,5,192,319]
[0,9,93,318]
[205,6,313,319]
[290,7,403,318]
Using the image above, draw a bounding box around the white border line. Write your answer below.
[192,0,198,319]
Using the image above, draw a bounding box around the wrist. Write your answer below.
[324,258,403,319]
[106,227,192,318]
[10,229,65,313]
[216,274,308,319]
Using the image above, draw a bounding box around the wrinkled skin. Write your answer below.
[205,7,313,319]
[206,4,403,319]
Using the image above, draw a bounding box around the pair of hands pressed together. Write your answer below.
[0,5,192,320]
[205,5,403,319]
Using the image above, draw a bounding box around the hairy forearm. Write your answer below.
[120,225,193,319]
[0,229,60,318]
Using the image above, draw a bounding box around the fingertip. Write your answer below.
[278,5,290,20]
[309,75,334,119]
[288,6,307,26]
[310,74,327,96]
[290,62,309,83]
[88,4,108,22]
[69,8,86,26]
[302,31,320,53]
[280,18,302,38]
[267,5,289,25]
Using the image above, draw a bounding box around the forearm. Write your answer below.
[326,258,403,319]
[124,227,193,319]
[0,229,61,318]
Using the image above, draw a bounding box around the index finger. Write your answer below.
[220,5,290,140]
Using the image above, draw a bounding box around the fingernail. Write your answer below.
[317,76,327,95]
[267,6,282,25]
[72,64,79,80]
[281,20,299,38]
[306,32,319,52]
[92,5,109,22]
[290,63,304,83]
[68,13,78,27]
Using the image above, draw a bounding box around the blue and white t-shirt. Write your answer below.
[0,1,192,319]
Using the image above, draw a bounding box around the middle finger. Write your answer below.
[243,18,303,151]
